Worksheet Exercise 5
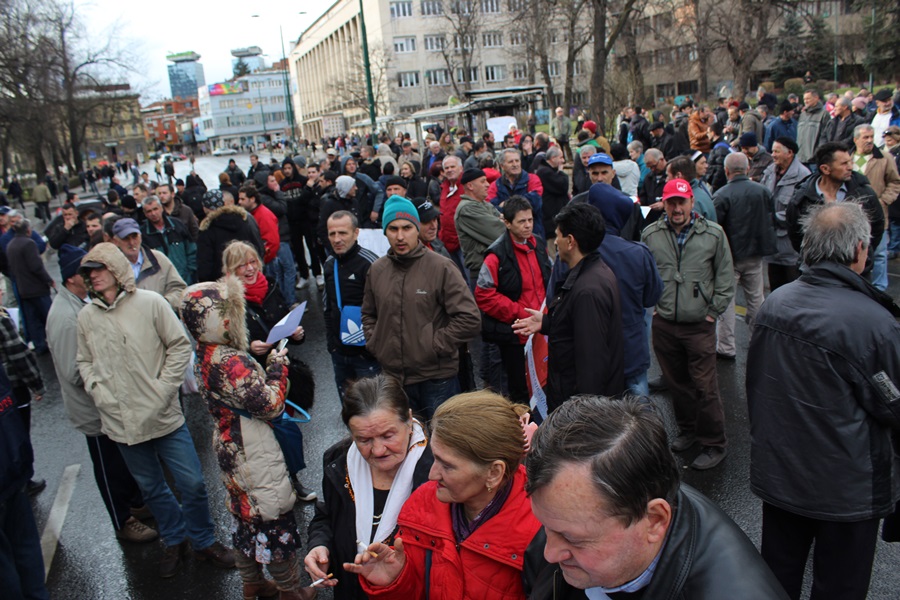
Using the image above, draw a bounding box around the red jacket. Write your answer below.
[475,234,547,344]
[438,178,465,253]
[361,465,540,600]
[250,203,280,263]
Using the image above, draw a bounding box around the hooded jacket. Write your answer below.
[361,243,480,385]
[196,205,264,282]
[748,262,900,521]
[132,247,186,311]
[76,243,192,445]
[181,277,295,522]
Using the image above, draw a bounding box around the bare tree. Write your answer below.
[589,0,641,132]
[560,0,594,109]
[439,0,482,99]
[710,0,779,101]
[327,43,391,117]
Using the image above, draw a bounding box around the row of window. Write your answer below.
[215,112,287,129]
[397,60,584,87]
[392,0,528,19]
[393,31,536,53]
[91,124,141,138]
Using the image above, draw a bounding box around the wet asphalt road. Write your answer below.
[21,154,900,599]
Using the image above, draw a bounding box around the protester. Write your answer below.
[305,375,432,600]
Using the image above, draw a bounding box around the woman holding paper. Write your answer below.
[181,277,315,600]
[346,391,541,600]
[305,375,433,600]
[222,240,317,503]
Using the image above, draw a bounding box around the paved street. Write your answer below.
[18,154,900,598]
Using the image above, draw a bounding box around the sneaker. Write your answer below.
[315,274,324,288]
[291,475,317,502]
[295,277,308,290]
[116,516,159,543]
[670,433,696,453]
[158,540,189,578]
[716,352,736,361]
[195,541,236,569]
[27,479,46,496]
[690,446,727,471]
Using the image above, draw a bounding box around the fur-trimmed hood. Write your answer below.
[81,242,135,297]
[199,204,250,232]
[180,275,249,352]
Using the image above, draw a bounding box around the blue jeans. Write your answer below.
[0,487,48,599]
[116,423,217,548]
[331,351,381,400]
[404,376,460,422]
[20,295,51,354]
[625,370,649,398]
[266,243,297,304]
[888,217,900,255]
[871,234,889,291]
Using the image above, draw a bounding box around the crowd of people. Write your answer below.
[1,84,900,600]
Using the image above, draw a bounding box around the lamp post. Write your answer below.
[252,12,304,149]
[358,0,377,134]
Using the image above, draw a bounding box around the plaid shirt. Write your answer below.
[665,212,698,251]
[0,309,44,394]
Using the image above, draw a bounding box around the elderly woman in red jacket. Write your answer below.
[346,391,541,599]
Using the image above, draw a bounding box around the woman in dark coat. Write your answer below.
[398,162,427,199]
[304,375,432,600]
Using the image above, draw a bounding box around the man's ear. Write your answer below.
[643,498,672,544]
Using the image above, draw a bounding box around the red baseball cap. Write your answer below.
[661,179,693,201]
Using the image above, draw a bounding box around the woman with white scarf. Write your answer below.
[305,375,432,599]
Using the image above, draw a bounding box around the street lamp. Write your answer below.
[252,13,303,148]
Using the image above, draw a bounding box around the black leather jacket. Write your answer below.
[524,485,789,599]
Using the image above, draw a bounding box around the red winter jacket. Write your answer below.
[250,203,280,263]
[361,465,540,600]
[438,178,465,253]
[475,234,548,344]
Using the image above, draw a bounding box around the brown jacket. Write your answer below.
[858,146,900,221]
[689,111,712,153]
[361,243,480,385]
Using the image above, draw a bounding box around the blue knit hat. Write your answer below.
[382,195,420,232]
[58,244,87,282]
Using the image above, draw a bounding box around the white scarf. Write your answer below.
[347,420,428,547]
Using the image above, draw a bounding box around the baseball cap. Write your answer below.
[414,197,440,222]
[587,153,614,167]
[0,206,10,215]
[112,217,141,239]
[661,178,693,201]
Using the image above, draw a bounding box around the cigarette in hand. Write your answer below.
[357,540,379,559]
[309,573,334,587]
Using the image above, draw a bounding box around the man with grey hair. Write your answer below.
[747,202,900,600]
[851,123,900,291]
[535,146,569,245]
[488,148,545,238]
[523,396,789,599]
[797,89,832,168]
[550,106,572,163]
[823,96,866,145]
[712,152,776,358]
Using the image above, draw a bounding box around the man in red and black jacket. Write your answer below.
[475,195,551,403]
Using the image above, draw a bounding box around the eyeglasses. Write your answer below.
[235,259,259,272]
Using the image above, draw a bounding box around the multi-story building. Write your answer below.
[289,0,587,140]
[232,47,268,75]
[84,94,145,166]
[142,98,201,151]
[167,51,206,99]
[197,69,291,151]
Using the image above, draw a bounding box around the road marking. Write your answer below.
[41,464,81,579]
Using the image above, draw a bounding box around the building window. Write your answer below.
[512,63,528,80]
[678,80,699,95]
[453,34,475,50]
[394,36,417,53]
[426,69,452,86]
[484,65,506,82]
[424,35,446,51]
[573,91,587,106]
[657,83,676,98]
[482,31,503,47]
[509,31,525,46]
[421,0,444,15]
[450,0,473,14]
[398,71,420,87]
[508,0,525,10]
[391,2,414,18]
[456,66,479,83]
[572,60,585,76]
[480,0,500,12]
[548,61,560,77]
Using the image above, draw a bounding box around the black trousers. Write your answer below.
[767,263,800,292]
[497,342,528,404]
[86,434,145,531]
[291,222,325,279]
[761,502,880,600]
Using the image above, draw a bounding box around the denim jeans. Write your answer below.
[404,376,461,422]
[266,243,298,304]
[888,217,900,255]
[624,370,649,398]
[0,487,49,599]
[870,234,889,291]
[331,351,381,400]
[20,295,51,354]
[116,423,217,548]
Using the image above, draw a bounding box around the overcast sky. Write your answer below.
[74,0,326,104]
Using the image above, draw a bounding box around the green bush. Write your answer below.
[760,81,775,92]
[783,78,805,97]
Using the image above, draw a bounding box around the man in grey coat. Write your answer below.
[796,90,832,168]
